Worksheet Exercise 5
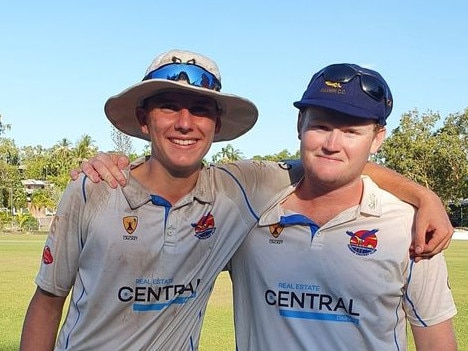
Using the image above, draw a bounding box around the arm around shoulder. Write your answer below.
[363,162,453,257]
[70,152,130,188]
[20,287,67,351]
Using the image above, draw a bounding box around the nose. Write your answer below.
[174,108,194,132]
[323,129,342,152]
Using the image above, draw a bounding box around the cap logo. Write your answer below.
[321,81,346,95]
[325,80,342,89]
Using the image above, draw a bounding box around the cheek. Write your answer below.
[344,140,375,162]
[301,132,322,150]
[147,115,173,133]
[299,139,316,162]
[197,117,218,135]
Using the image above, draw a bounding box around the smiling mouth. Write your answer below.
[170,138,197,146]
[318,154,342,162]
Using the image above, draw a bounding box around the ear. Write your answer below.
[297,111,303,140]
[370,126,386,153]
[136,107,150,136]
[214,115,222,135]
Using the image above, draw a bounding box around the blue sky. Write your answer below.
[1,0,467,160]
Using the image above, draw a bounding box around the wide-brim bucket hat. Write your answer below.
[105,49,258,142]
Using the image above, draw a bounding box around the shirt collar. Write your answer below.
[259,176,382,225]
[121,164,214,210]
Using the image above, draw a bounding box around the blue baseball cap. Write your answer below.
[293,63,393,125]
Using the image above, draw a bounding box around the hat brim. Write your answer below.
[293,99,382,124]
[105,79,258,142]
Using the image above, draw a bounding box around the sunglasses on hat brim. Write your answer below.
[143,63,222,92]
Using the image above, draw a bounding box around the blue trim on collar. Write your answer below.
[279,214,320,237]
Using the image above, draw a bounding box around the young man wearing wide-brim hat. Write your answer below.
[23,50,453,350]
[20,49,305,351]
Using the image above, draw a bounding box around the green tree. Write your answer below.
[252,149,300,162]
[211,144,244,164]
[111,126,135,155]
[20,145,49,180]
[17,212,39,231]
[0,113,11,136]
[74,134,98,164]
[43,135,98,190]
[29,188,56,214]
[49,138,73,176]
[0,138,22,214]
[376,109,468,205]
[0,138,20,166]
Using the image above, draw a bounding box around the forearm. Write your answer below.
[20,288,66,351]
[363,162,432,207]
[363,162,453,256]
[411,319,457,351]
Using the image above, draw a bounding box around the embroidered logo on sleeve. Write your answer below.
[42,246,54,264]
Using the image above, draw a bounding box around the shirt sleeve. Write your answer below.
[217,160,303,212]
[404,252,457,327]
[34,175,90,296]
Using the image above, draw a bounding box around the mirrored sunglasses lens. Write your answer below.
[361,75,385,101]
[144,64,222,91]
[323,64,357,83]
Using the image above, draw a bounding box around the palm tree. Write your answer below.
[74,134,98,164]
[211,144,244,164]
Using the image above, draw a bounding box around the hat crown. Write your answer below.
[145,50,222,82]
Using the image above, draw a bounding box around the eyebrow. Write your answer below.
[150,95,216,104]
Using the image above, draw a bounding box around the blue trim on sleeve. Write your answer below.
[405,259,428,327]
[65,285,87,348]
[392,297,403,351]
[81,175,88,203]
[217,166,260,221]
[80,176,90,248]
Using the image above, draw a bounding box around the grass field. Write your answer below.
[1,233,466,350]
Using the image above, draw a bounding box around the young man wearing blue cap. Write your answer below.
[229,64,457,350]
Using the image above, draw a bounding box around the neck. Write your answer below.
[283,176,363,226]
[131,159,202,205]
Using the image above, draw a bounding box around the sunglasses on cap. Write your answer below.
[143,63,222,92]
[316,64,391,104]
